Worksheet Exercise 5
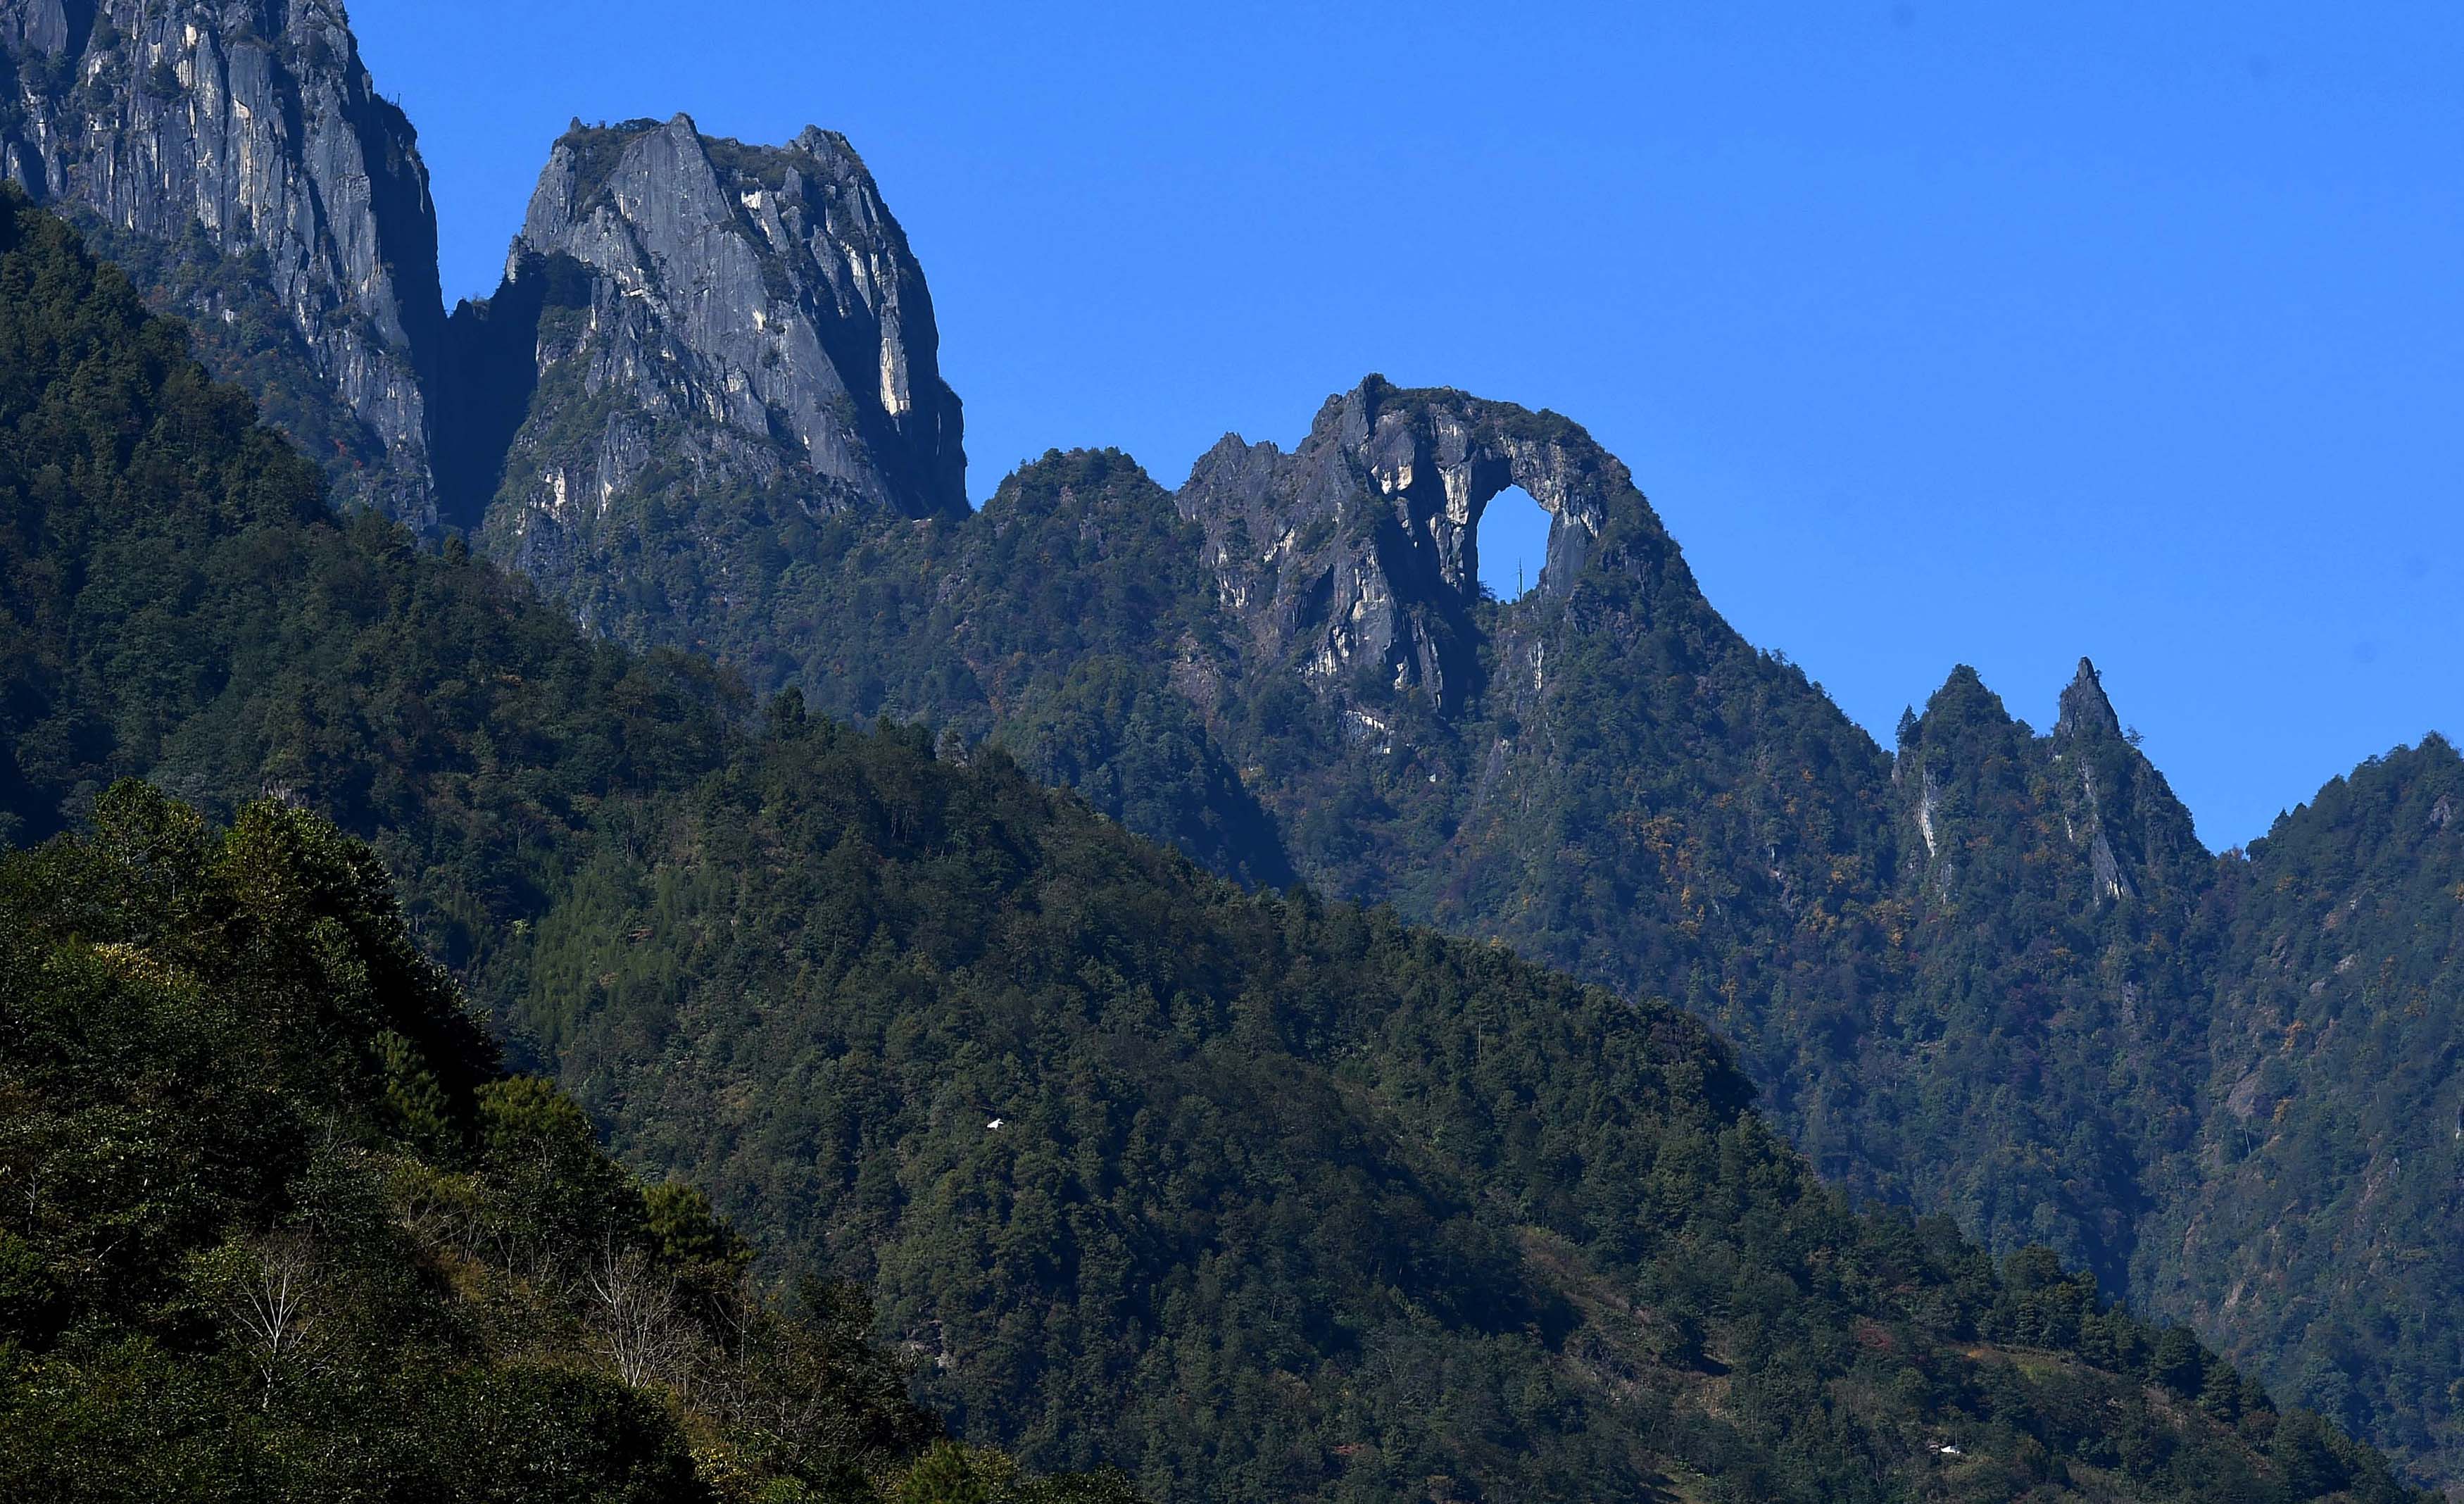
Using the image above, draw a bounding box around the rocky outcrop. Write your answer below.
[0,6,969,572]
[1894,656,2204,916]
[2050,656,2208,909]
[0,0,444,522]
[1177,376,1637,715]
[0,2,978,667]
[462,115,964,624]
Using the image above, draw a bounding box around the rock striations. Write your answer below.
[0,6,962,575]
[449,114,964,638]
[0,0,444,521]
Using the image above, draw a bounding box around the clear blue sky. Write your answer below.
[350,1,2460,848]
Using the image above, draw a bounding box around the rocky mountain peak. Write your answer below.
[446,113,967,644]
[1897,656,2206,911]
[484,113,963,523]
[2049,658,2208,906]
[2055,656,2125,741]
[0,0,445,523]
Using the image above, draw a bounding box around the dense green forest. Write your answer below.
[605,446,1297,889]
[2149,741,2464,1469]
[504,699,2420,1503]
[555,358,2464,1488]
[0,192,2437,1501]
[0,192,738,960]
[0,780,1133,1503]
[614,389,2182,1297]
[597,402,2177,1297]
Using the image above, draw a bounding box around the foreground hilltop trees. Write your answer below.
[0,782,1133,1503]
[0,194,2432,1503]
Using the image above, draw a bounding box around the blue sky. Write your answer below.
[351,1,2460,847]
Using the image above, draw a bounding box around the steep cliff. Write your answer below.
[458,114,965,644]
[1174,377,1894,941]
[0,7,967,581]
[0,0,443,522]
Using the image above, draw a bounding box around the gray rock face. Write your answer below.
[465,114,964,620]
[2049,656,2208,908]
[0,2,973,657]
[0,0,444,523]
[1178,376,1633,715]
[2056,655,2126,742]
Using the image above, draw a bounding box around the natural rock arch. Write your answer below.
[1179,376,1658,714]
[1340,380,1628,610]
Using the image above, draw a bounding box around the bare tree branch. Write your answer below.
[227,1235,324,1407]
[586,1245,691,1389]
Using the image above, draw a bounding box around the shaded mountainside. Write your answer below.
[745,384,2168,1291]
[0,197,2428,1504]
[503,703,2417,1504]
[2147,741,2464,1473]
[748,448,1293,886]
[1867,660,2215,1299]
[671,381,2464,1489]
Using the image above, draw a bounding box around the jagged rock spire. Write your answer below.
[479,113,965,528]
[2056,656,2124,741]
[451,113,967,638]
[2047,655,2211,905]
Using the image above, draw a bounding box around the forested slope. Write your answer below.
[0,192,736,967]
[666,377,2464,1489]
[0,193,2430,1504]
[505,699,2421,1504]
[2149,742,2464,1469]
[0,779,1132,1503]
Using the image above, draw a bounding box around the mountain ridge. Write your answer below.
[0,187,2430,1504]
[8,4,2464,1491]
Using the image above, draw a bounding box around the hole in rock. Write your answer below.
[1476,485,1552,601]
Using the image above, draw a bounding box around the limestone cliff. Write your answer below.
[0,0,443,522]
[459,115,964,640]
